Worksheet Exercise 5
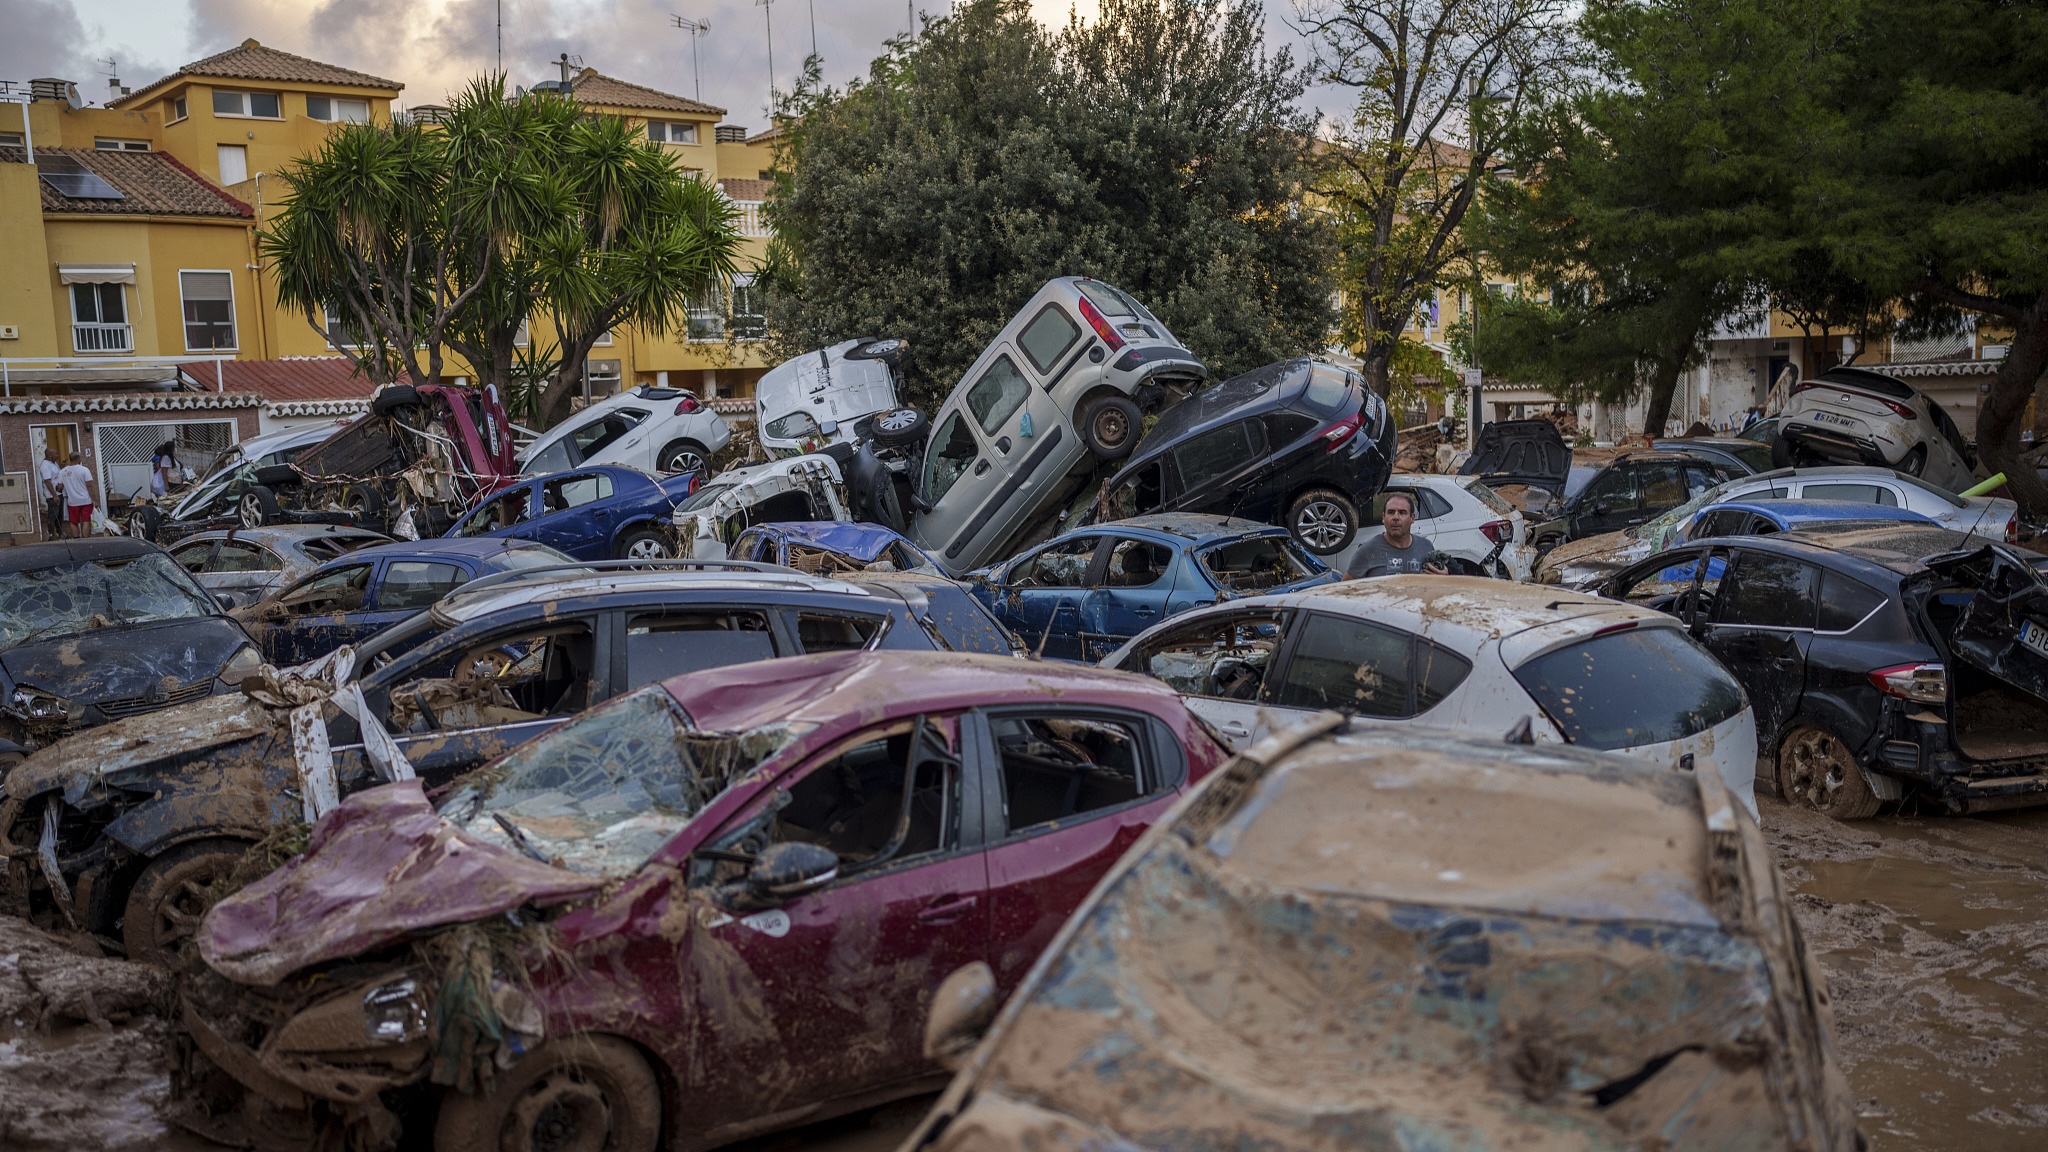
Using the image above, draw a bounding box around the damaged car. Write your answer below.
[756,337,916,457]
[126,422,345,545]
[166,525,392,611]
[0,538,262,774]
[447,463,699,561]
[732,520,944,576]
[971,514,1336,661]
[900,718,1861,1152]
[1599,523,2048,818]
[179,650,1231,1150]
[1,562,1021,960]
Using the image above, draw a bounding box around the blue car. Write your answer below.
[971,513,1337,661]
[731,521,943,575]
[1631,498,1939,590]
[446,464,697,560]
[235,537,572,666]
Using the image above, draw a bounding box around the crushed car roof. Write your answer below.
[1254,574,1656,646]
[1103,513,1294,543]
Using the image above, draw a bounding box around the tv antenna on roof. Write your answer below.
[670,15,710,102]
[756,0,776,114]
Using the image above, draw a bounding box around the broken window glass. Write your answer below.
[0,552,217,647]
[771,719,958,868]
[1131,610,1286,700]
[444,684,814,876]
[1198,536,1320,592]
[1512,627,1747,750]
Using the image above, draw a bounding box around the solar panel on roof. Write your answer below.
[37,154,124,200]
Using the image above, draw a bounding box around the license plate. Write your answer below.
[1811,410,1857,427]
[2022,619,2048,659]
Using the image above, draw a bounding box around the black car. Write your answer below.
[0,560,1022,960]
[1599,522,2048,820]
[1086,359,1395,555]
[0,538,261,772]
[1529,451,1744,546]
[1651,436,1777,475]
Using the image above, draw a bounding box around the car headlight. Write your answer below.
[363,977,429,1044]
[8,687,73,721]
[218,645,265,686]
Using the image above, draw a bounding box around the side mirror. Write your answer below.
[214,592,237,610]
[923,961,998,1072]
[746,842,839,902]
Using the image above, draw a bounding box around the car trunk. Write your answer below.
[1459,419,1571,494]
[1915,545,2048,765]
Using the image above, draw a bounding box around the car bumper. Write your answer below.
[1781,422,1896,467]
[1869,708,2048,813]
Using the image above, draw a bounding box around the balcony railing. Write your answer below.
[731,200,769,238]
[73,322,134,353]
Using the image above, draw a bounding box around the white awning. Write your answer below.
[57,263,137,285]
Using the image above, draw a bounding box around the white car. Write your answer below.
[1100,576,1759,811]
[755,338,916,457]
[1355,474,1536,580]
[669,453,853,555]
[1775,367,1978,491]
[519,384,731,477]
[1538,464,2017,588]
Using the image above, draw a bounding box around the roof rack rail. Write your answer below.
[448,557,797,600]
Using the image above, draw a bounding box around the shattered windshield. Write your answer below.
[1199,535,1322,592]
[0,552,218,647]
[439,684,813,876]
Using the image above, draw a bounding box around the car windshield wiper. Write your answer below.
[492,812,554,864]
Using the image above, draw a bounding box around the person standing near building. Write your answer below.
[1344,492,1448,578]
[38,446,64,541]
[151,441,180,500]
[59,453,97,538]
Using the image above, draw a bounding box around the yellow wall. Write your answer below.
[39,217,255,359]
[0,163,60,358]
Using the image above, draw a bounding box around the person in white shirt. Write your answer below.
[38,447,63,540]
[59,453,96,538]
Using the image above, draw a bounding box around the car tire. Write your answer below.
[1287,488,1358,555]
[1081,396,1143,460]
[1899,444,1928,477]
[657,439,713,476]
[371,384,419,416]
[869,407,929,447]
[434,1034,660,1152]
[1777,723,1883,820]
[122,838,252,962]
[128,504,163,542]
[238,486,281,529]
[340,485,383,525]
[616,528,675,561]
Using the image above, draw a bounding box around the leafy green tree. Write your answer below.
[763,0,1331,410]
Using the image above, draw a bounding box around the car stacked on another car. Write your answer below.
[127,422,351,545]
[732,520,944,576]
[447,462,698,561]
[1775,366,1978,490]
[165,525,391,610]
[518,382,731,477]
[972,514,1337,661]
[1102,575,1759,808]
[1087,358,1395,556]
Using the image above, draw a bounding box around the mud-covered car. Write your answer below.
[2,561,1018,961]
[125,422,343,545]
[902,718,1862,1152]
[1775,366,1977,491]
[671,453,854,555]
[180,651,1231,1150]
[446,463,699,561]
[731,520,944,575]
[165,525,391,611]
[236,382,520,539]
[1600,524,2048,819]
[0,538,261,772]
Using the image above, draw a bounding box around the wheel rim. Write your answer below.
[1294,501,1350,550]
[1091,406,1131,451]
[238,494,263,528]
[507,1071,612,1152]
[1783,729,1851,811]
[626,536,671,560]
[128,517,147,538]
[878,410,919,434]
[149,859,237,955]
[664,450,706,474]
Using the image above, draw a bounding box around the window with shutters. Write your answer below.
[180,271,237,351]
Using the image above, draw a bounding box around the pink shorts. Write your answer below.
[67,504,93,524]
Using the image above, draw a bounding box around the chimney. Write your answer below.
[715,125,748,143]
[29,78,78,105]
[558,53,572,87]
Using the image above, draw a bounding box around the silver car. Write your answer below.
[916,278,1206,575]
[164,524,391,609]
[1775,367,1977,491]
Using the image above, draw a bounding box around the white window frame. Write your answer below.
[323,305,372,350]
[306,95,370,123]
[593,328,613,347]
[68,281,132,353]
[514,318,530,347]
[0,131,22,149]
[93,138,151,152]
[646,120,700,145]
[168,95,188,123]
[212,89,283,120]
[730,273,767,343]
[687,283,725,343]
[178,269,239,353]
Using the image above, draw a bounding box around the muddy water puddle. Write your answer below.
[1764,798,2048,1150]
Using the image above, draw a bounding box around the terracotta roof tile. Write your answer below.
[176,357,394,402]
[115,39,400,109]
[717,177,774,201]
[745,123,785,146]
[569,70,724,117]
[8,147,253,218]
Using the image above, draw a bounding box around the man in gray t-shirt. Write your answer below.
[1344,491,1447,579]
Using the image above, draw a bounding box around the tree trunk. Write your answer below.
[1977,296,2048,521]
[1640,359,1682,441]
[1361,343,1393,398]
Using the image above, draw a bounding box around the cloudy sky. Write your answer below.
[6,0,1347,131]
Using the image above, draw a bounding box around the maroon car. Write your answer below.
[184,650,1229,1151]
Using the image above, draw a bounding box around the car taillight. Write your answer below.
[1479,519,1510,544]
[1792,381,1817,395]
[1318,413,1363,452]
[2007,515,2019,543]
[675,396,701,415]
[1879,397,1915,419]
[1076,296,1125,352]
[1869,662,1945,704]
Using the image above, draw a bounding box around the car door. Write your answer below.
[680,713,987,1128]
[1571,464,1641,537]
[1077,536,1180,660]
[168,538,222,596]
[1626,461,1693,529]
[992,535,1106,660]
[1693,548,1819,752]
[975,706,1186,989]
[250,560,377,665]
[1171,418,1272,513]
[351,558,471,643]
[1114,608,1291,749]
[918,351,1061,569]
[529,470,620,559]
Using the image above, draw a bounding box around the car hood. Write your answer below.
[1535,530,1648,586]
[1,617,248,709]
[763,521,912,564]
[200,780,603,986]
[5,691,277,804]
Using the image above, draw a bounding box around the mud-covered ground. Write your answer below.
[2,799,2043,1151]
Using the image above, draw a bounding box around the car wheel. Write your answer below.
[657,439,712,476]
[341,485,383,525]
[371,384,419,416]
[616,529,674,561]
[870,407,930,446]
[1288,488,1358,555]
[238,486,280,529]
[122,838,252,962]
[435,1034,660,1152]
[1777,724,1882,820]
[1081,397,1143,459]
[128,505,163,542]
[1899,444,1928,476]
